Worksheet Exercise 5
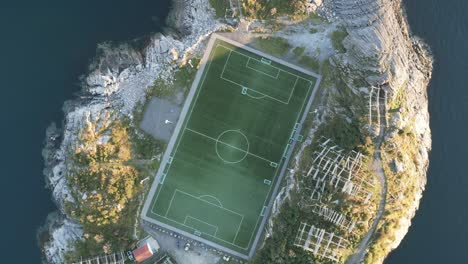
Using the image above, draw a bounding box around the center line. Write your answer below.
[185,128,276,164]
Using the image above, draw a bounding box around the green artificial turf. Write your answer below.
[146,38,317,255]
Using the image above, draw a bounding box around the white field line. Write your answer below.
[151,68,313,255]
[175,189,245,218]
[219,45,297,104]
[220,75,290,104]
[233,215,245,244]
[162,189,247,248]
[245,89,267,99]
[241,78,314,250]
[178,69,314,251]
[286,77,299,104]
[245,57,280,79]
[184,215,219,236]
[185,127,276,164]
[199,195,224,208]
[164,191,178,217]
[157,214,252,250]
[149,38,224,217]
[218,43,314,83]
[219,45,233,81]
[146,35,320,256]
[213,34,321,79]
[149,42,272,251]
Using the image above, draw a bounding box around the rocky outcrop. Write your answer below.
[322,0,432,261]
[267,0,431,262]
[41,1,224,263]
[41,0,432,263]
[41,213,83,264]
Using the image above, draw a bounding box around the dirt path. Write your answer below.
[346,91,388,264]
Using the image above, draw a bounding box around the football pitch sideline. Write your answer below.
[142,34,321,259]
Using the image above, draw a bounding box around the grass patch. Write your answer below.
[145,59,200,99]
[254,36,291,57]
[250,200,316,264]
[299,55,320,72]
[320,59,337,87]
[145,37,318,256]
[314,115,366,153]
[64,120,144,262]
[62,56,204,264]
[242,0,309,19]
[130,130,164,160]
[331,27,348,53]
[307,12,328,26]
[353,77,368,88]
[209,0,230,18]
[132,59,200,127]
[293,46,306,57]
[363,127,425,263]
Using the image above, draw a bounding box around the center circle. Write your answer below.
[215,130,250,164]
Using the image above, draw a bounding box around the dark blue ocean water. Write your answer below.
[386,0,468,263]
[1,1,465,263]
[0,1,171,263]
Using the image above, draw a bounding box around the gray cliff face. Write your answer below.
[41,0,432,263]
[330,0,431,148]
[270,0,432,262]
[41,1,223,263]
[326,0,432,259]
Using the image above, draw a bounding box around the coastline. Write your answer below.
[321,0,433,261]
[39,0,433,263]
[40,1,225,262]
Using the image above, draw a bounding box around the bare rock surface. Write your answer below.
[41,1,223,263]
[329,0,432,259]
[267,1,431,263]
[41,0,432,263]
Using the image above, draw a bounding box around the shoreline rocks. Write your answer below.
[39,1,432,263]
[40,1,223,263]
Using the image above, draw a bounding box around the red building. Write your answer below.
[133,243,154,263]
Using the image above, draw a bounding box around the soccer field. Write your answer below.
[142,34,320,259]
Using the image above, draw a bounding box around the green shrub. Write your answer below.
[308,12,328,24]
[65,121,144,262]
[309,27,318,34]
[250,201,315,264]
[314,116,365,152]
[145,59,199,99]
[293,46,306,57]
[254,36,291,56]
[242,0,309,19]
[299,55,320,72]
[209,0,230,18]
[130,131,164,160]
[331,28,348,53]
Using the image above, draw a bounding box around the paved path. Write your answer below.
[346,92,388,264]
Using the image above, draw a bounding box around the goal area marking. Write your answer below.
[217,44,308,105]
[246,57,280,79]
[157,188,247,248]
[142,34,322,259]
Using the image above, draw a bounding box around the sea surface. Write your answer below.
[386,0,468,263]
[0,1,171,263]
[0,1,465,263]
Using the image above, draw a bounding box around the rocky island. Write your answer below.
[40,0,432,263]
